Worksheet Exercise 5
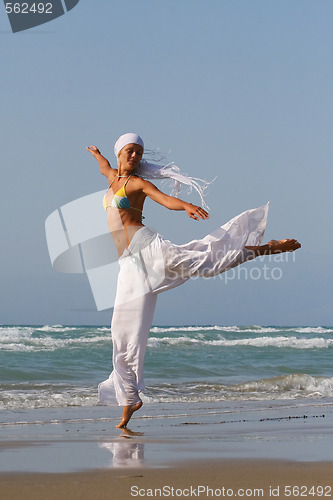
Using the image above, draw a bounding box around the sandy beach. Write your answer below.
[1,400,333,499]
[1,460,333,500]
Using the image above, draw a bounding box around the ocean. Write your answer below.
[1,324,333,412]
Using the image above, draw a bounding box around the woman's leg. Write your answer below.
[245,239,301,256]
[150,205,300,291]
[98,284,157,427]
[116,401,143,428]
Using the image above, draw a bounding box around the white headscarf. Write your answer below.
[114,133,213,209]
[114,133,144,157]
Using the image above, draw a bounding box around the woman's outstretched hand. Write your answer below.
[86,145,113,177]
[86,145,101,158]
[185,203,210,221]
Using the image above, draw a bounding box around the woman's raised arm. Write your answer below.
[142,180,209,221]
[86,146,117,179]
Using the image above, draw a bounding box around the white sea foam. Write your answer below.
[291,326,333,334]
[37,325,81,332]
[1,324,333,352]
[0,336,110,352]
[150,325,226,333]
[0,385,97,410]
[1,375,333,410]
[233,374,333,398]
[150,325,282,334]
[147,375,333,404]
[0,325,111,352]
[151,325,333,335]
[147,335,333,349]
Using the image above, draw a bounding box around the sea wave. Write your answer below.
[37,325,80,332]
[150,325,281,334]
[0,338,111,352]
[1,324,333,352]
[150,325,333,335]
[1,375,332,411]
[146,374,333,403]
[0,384,97,410]
[290,326,333,334]
[147,335,333,349]
[0,325,111,352]
[233,374,333,397]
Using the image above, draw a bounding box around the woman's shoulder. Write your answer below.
[107,168,119,183]
[129,176,156,197]
[131,175,151,187]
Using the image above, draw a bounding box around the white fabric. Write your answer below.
[113,133,212,208]
[114,133,144,157]
[137,160,213,210]
[98,203,269,406]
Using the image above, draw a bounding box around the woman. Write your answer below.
[87,133,300,429]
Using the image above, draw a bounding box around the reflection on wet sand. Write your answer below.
[99,429,145,468]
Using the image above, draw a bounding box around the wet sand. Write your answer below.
[1,400,333,498]
[1,460,333,500]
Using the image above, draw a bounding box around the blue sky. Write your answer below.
[1,0,332,326]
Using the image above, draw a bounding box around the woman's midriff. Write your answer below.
[106,207,144,257]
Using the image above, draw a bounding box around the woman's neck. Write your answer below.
[117,168,135,177]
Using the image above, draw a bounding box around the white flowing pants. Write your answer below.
[98,204,269,406]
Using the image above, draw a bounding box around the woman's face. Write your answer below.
[118,143,144,170]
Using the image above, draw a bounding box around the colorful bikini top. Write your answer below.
[103,175,143,216]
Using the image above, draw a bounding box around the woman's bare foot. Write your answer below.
[116,401,143,428]
[245,239,301,256]
[266,239,301,253]
[120,427,144,436]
